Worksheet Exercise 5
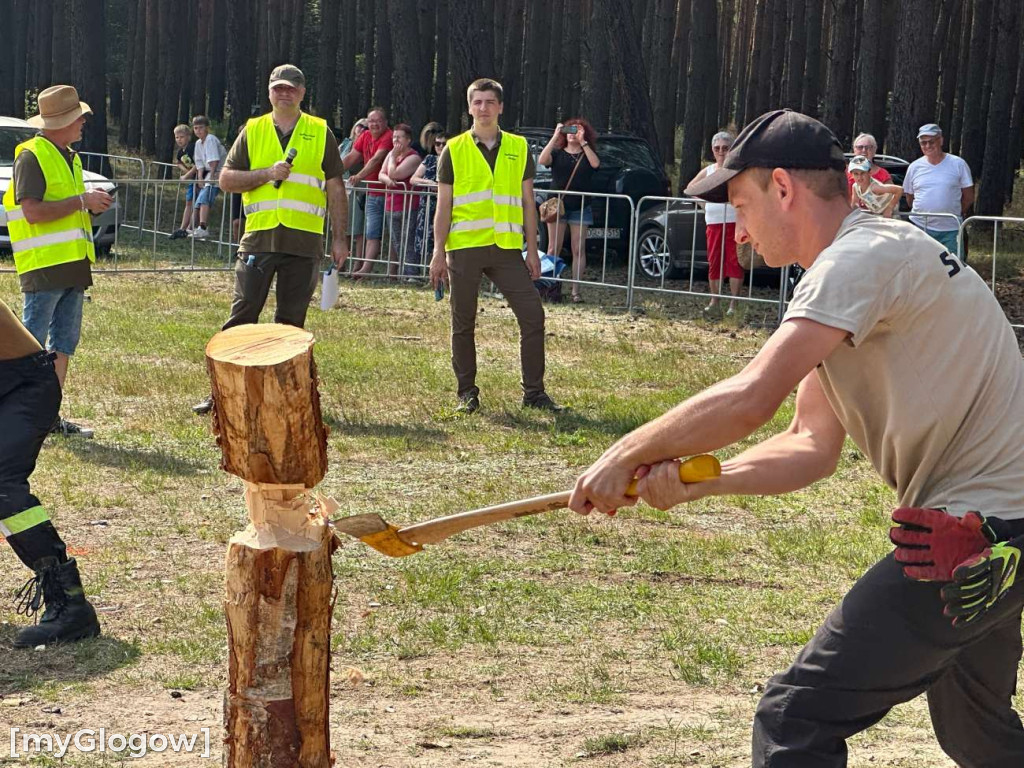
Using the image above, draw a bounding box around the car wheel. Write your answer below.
[637,226,672,279]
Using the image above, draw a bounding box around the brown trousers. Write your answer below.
[223,252,320,330]
[446,246,546,399]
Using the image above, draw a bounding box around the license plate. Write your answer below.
[586,227,620,240]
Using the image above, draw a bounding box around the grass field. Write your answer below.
[0,264,1009,766]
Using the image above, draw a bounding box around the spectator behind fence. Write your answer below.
[340,119,368,271]
[170,124,198,239]
[430,77,562,414]
[343,107,393,278]
[192,64,349,415]
[847,155,903,217]
[538,118,600,304]
[412,123,446,269]
[687,131,744,316]
[190,115,225,240]
[846,133,891,206]
[378,123,422,278]
[902,123,974,255]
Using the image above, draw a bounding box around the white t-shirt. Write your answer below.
[194,134,226,181]
[902,153,973,231]
[784,210,1024,519]
[702,165,737,225]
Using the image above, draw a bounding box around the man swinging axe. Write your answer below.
[0,298,100,647]
[568,109,1024,766]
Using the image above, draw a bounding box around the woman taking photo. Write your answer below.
[687,130,745,316]
[538,118,600,303]
[378,123,421,278]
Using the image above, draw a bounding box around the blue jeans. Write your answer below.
[364,195,385,240]
[23,287,85,356]
[562,204,593,227]
[196,185,220,207]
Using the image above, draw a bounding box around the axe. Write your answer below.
[332,454,720,557]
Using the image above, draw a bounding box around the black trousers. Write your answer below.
[223,252,319,331]
[753,553,1024,767]
[0,351,68,567]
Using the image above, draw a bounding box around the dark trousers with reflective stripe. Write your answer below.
[0,351,68,567]
[753,553,1024,767]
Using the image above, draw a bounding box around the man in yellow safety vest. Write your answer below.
[2,85,113,438]
[192,64,349,415]
[429,78,562,414]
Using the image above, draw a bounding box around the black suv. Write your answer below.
[517,127,669,258]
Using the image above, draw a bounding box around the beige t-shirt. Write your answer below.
[785,210,1024,519]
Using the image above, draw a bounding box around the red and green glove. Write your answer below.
[889,507,997,581]
[940,538,1023,627]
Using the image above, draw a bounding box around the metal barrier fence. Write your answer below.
[7,155,1024,338]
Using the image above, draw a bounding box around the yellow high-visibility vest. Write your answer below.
[242,112,328,234]
[445,130,527,251]
[2,136,94,275]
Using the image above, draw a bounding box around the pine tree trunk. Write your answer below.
[542,0,566,121]
[732,0,753,127]
[801,0,823,117]
[373,0,393,113]
[854,0,882,137]
[33,0,54,89]
[8,0,30,118]
[155,0,179,162]
[889,0,938,161]
[581,0,612,130]
[951,0,973,152]
[1004,23,1024,201]
[392,0,427,126]
[433,0,450,126]
[650,0,677,162]
[594,0,659,151]
[501,0,526,125]
[522,0,549,124]
[748,0,770,117]
[225,0,255,137]
[124,0,146,149]
[360,0,375,116]
[717,0,734,127]
[936,0,962,137]
[340,0,358,129]
[783,0,806,110]
[873,0,898,148]
[960,0,994,177]
[673,0,691,125]
[822,0,855,145]
[317,0,341,123]
[680,0,718,185]
[140,0,159,155]
[206,0,226,121]
[51,0,73,84]
[978,0,1021,214]
[559,2,582,121]
[768,0,787,108]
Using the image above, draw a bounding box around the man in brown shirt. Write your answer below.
[429,78,560,414]
[0,299,101,647]
[11,85,113,437]
[193,65,348,414]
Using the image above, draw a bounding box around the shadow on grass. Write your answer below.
[56,441,205,477]
[322,412,448,442]
[0,631,141,695]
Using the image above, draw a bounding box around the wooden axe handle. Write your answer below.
[397,454,720,546]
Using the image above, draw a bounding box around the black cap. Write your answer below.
[685,109,846,203]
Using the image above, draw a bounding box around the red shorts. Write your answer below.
[706,223,744,280]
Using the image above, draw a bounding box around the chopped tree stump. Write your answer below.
[207,324,335,768]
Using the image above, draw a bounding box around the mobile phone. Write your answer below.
[560,125,578,134]
[435,281,445,301]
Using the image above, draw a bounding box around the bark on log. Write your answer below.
[206,324,328,488]
[207,323,336,768]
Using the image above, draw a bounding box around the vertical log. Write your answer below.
[208,324,333,768]
[433,0,450,126]
[854,0,882,138]
[317,0,341,123]
[140,0,159,155]
[888,0,938,161]
[373,0,393,112]
[582,0,612,130]
[950,0,973,152]
[977,0,1021,214]
[542,0,565,121]
[783,0,806,110]
[340,0,358,129]
[960,0,993,176]
[208,0,227,121]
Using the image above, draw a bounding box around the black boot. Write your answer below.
[13,557,101,648]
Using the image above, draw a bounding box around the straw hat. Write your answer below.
[28,85,92,130]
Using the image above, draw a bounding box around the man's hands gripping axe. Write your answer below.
[890,506,1023,626]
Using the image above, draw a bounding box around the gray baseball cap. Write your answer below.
[917,123,942,138]
[269,64,305,88]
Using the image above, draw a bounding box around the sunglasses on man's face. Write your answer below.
[435,140,447,147]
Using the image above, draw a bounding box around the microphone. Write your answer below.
[273,148,297,188]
